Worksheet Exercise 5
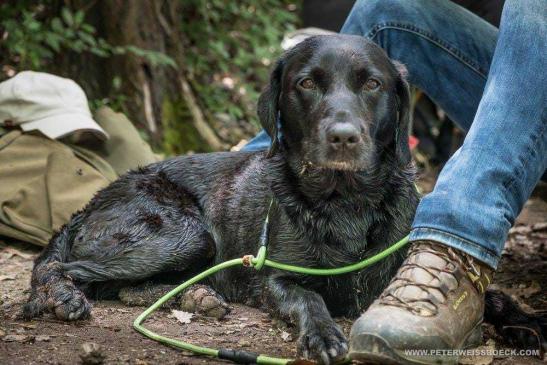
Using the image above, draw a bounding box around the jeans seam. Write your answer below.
[366,22,488,79]
[410,227,500,259]
[502,112,546,193]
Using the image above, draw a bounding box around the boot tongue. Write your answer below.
[386,244,460,316]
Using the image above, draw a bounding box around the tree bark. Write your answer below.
[56,0,226,152]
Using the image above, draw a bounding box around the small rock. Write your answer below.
[237,339,251,347]
[35,335,51,342]
[0,328,5,337]
[80,342,105,365]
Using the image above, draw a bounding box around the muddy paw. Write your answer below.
[298,321,348,364]
[46,282,91,321]
[179,284,230,319]
[23,290,48,319]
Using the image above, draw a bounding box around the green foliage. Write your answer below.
[162,97,212,155]
[0,3,175,71]
[88,76,129,113]
[0,1,300,153]
[180,0,299,129]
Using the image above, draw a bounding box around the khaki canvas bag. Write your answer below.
[0,106,159,246]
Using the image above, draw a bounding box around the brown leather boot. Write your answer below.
[349,240,493,365]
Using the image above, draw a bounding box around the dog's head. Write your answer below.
[258,34,411,171]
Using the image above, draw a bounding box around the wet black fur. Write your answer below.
[25,35,545,362]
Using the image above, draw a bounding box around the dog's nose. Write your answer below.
[326,123,362,147]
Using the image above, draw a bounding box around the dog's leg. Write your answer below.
[485,289,546,354]
[24,216,91,321]
[119,283,230,319]
[25,209,215,321]
[266,276,347,365]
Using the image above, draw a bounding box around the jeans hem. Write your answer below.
[409,227,500,269]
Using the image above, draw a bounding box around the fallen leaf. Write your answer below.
[509,225,531,235]
[3,334,33,343]
[0,274,16,281]
[0,247,33,260]
[504,281,541,299]
[531,222,547,231]
[171,309,194,324]
[17,323,36,329]
[281,331,292,342]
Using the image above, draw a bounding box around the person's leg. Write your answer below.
[408,0,546,268]
[346,0,546,268]
[344,0,546,362]
[341,0,497,133]
[242,129,272,151]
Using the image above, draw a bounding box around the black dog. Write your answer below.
[25,35,545,363]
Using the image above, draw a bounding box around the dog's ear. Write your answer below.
[393,61,412,166]
[258,59,284,157]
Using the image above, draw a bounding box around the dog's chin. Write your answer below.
[313,159,367,172]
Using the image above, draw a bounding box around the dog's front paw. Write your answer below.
[298,320,348,364]
[23,290,48,319]
[46,281,91,321]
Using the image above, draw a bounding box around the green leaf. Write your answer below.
[77,31,97,47]
[81,24,96,34]
[51,17,64,33]
[44,33,61,52]
[61,7,73,27]
[74,10,84,27]
[90,48,110,57]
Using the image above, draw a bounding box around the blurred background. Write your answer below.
[0,0,504,166]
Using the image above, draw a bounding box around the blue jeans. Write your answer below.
[243,0,547,269]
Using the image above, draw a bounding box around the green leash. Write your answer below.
[133,199,411,364]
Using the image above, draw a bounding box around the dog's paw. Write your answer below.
[46,281,91,321]
[23,290,48,319]
[298,321,348,364]
[179,284,230,319]
[501,314,547,354]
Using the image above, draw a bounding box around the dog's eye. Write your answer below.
[365,78,381,91]
[299,78,315,90]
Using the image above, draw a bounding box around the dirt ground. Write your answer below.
[1,180,546,365]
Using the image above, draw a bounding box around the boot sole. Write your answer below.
[348,323,482,365]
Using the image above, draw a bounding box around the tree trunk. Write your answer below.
[55,0,226,153]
